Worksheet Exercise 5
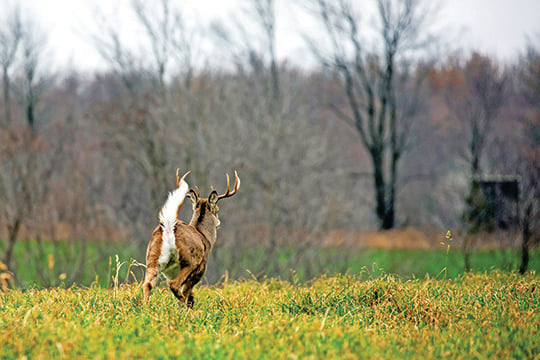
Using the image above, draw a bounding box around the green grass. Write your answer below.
[2,239,141,288]
[215,245,538,283]
[1,271,538,359]
[2,239,539,287]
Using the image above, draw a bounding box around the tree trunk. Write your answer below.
[385,73,398,230]
[381,202,394,230]
[463,235,472,272]
[2,67,12,125]
[383,166,396,230]
[27,102,35,131]
[370,148,387,229]
[470,121,484,176]
[3,218,21,272]
[519,204,532,274]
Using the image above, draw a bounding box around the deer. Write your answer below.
[143,169,240,308]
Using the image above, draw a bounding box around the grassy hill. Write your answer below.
[1,271,538,359]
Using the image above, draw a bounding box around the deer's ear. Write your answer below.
[208,191,218,207]
[188,189,198,206]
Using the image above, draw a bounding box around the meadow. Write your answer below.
[2,239,538,358]
[1,271,538,359]
[3,239,539,288]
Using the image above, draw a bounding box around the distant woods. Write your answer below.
[0,0,538,281]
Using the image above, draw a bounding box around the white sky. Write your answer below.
[10,0,540,72]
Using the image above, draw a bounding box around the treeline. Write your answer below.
[0,0,538,284]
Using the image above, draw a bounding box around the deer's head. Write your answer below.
[188,171,240,229]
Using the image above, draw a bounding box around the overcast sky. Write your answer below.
[11,0,540,72]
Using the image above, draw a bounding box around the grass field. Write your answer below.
[3,239,539,287]
[1,271,538,359]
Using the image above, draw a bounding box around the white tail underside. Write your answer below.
[158,179,189,269]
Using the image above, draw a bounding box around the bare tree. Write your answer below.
[90,0,195,92]
[88,0,203,245]
[243,0,283,271]
[0,130,36,271]
[209,0,280,272]
[17,17,50,131]
[206,0,350,279]
[251,0,280,105]
[131,0,196,90]
[516,41,540,273]
[0,3,21,125]
[443,53,506,177]
[441,53,507,270]
[212,0,280,105]
[305,0,440,229]
[0,11,51,276]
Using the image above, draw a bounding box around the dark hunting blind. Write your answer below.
[472,176,520,230]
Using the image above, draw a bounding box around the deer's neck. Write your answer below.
[189,208,217,250]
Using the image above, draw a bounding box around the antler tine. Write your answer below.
[217,174,230,200]
[225,173,231,194]
[181,170,191,182]
[217,171,240,200]
[195,186,201,198]
[233,171,240,192]
[176,169,191,188]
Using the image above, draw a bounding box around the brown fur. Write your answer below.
[143,172,239,308]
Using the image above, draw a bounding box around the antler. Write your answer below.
[176,169,191,188]
[217,171,241,200]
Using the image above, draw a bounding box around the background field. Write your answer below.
[1,271,538,359]
[3,237,539,288]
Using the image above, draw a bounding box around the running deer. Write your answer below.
[143,169,240,308]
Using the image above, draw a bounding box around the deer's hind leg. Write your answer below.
[181,280,196,309]
[169,266,196,306]
[143,265,159,301]
[182,268,205,309]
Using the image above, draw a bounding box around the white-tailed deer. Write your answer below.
[143,169,240,308]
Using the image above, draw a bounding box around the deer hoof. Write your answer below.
[186,295,194,309]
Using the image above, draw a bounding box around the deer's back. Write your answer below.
[146,222,207,272]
